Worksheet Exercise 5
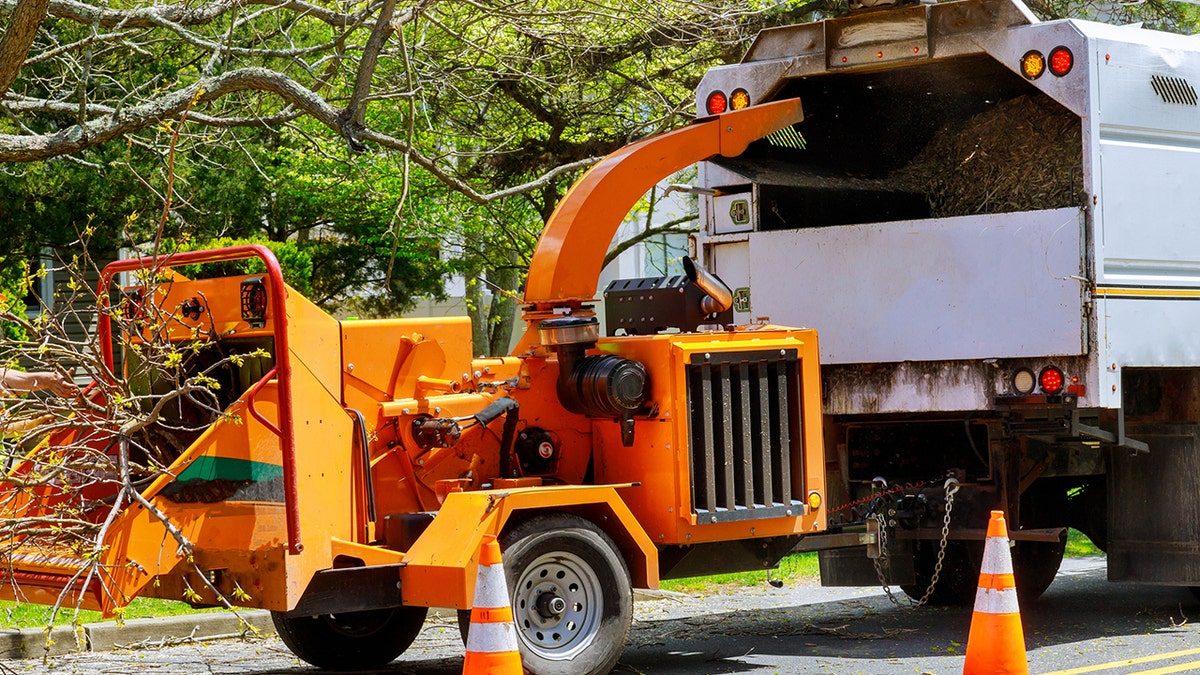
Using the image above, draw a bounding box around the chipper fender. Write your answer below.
[396,484,657,610]
[515,98,804,352]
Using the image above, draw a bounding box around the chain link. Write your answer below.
[872,477,960,608]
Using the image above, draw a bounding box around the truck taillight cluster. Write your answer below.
[1010,364,1083,397]
[705,88,750,115]
[1021,46,1073,79]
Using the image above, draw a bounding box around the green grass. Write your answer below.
[1065,527,1102,557]
[0,597,221,629]
[661,551,820,593]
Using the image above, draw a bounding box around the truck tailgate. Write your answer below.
[717,207,1085,364]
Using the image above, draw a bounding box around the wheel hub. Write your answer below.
[513,552,603,658]
[535,592,567,619]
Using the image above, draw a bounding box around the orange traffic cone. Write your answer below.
[963,510,1029,675]
[463,534,523,674]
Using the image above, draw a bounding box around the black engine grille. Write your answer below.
[686,349,805,523]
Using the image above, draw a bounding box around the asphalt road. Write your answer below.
[27,556,1200,675]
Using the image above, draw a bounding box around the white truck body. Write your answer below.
[694,0,1200,415]
[690,0,1200,589]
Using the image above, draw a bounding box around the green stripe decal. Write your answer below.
[175,456,283,483]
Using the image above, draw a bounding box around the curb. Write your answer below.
[0,610,275,659]
[0,590,686,659]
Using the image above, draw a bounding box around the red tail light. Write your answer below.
[1039,366,1065,395]
[1068,375,1085,397]
[1049,47,1073,76]
[706,91,728,115]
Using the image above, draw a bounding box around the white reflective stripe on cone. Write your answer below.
[974,586,1020,615]
[474,565,509,608]
[465,621,521,653]
[980,540,1014,575]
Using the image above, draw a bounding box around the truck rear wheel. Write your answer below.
[458,513,633,675]
[272,606,428,670]
[899,540,979,606]
[900,538,1064,606]
[1012,539,1065,602]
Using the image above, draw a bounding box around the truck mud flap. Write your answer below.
[1108,423,1200,584]
[288,564,403,616]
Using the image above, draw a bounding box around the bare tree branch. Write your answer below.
[0,0,378,30]
[603,214,696,269]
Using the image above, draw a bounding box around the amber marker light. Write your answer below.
[1049,46,1074,76]
[706,90,728,115]
[1068,376,1086,397]
[730,88,751,110]
[807,491,822,511]
[1021,50,1045,79]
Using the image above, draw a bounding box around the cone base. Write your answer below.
[963,611,1028,675]
[462,649,523,674]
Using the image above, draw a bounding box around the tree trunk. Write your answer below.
[466,276,488,358]
[0,0,51,99]
[486,249,520,356]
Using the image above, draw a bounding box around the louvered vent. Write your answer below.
[686,349,805,523]
[1151,74,1198,106]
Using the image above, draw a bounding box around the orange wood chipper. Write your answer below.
[0,99,833,675]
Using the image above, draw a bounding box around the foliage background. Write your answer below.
[1,0,1198,353]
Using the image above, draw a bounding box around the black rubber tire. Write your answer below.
[900,540,982,606]
[1012,539,1066,603]
[900,536,1064,606]
[458,513,633,675]
[272,605,428,670]
[1010,481,1069,602]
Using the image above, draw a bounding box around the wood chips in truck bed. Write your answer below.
[895,94,1083,217]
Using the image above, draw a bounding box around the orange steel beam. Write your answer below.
[521,98,804,311]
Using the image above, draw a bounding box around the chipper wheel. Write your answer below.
[458,512,634,675]
[272,605,428,670]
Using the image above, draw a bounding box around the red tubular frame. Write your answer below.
[98,245,304,555]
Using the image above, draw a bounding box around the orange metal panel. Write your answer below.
[399,485,656,609]
[589,328,827,546]
[143,276,262,342]
[103,347,358,611]
[285,285,344,398]
[341,317,475,405]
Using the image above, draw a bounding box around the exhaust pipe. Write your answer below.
[683,257,734,316]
